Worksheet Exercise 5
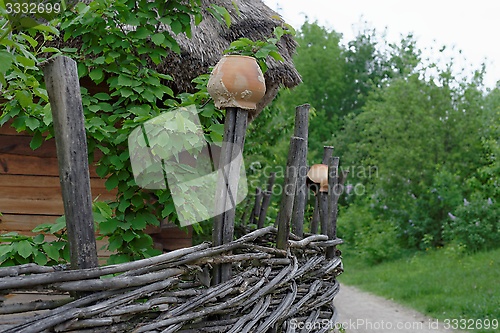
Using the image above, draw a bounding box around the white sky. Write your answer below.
[262,0,500,89]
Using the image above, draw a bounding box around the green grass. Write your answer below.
[338,246,500,333]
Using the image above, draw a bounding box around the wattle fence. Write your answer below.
[0,56,347,332]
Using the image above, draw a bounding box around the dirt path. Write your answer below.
[333,284,463,333]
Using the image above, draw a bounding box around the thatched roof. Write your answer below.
[52,0,301,120]
[164,0,301,118]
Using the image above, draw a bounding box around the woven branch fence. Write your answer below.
[0,227,343,332]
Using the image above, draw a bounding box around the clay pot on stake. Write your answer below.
[208,55,266,110]
[207,54,266,285]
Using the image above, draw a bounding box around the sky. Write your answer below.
[262,0,500,89]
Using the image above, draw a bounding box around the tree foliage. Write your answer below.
[247,21,499,257]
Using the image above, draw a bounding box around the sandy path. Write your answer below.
[333,284,463,333]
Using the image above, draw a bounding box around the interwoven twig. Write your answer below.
[0,227,343,333]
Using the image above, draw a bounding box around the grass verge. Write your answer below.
[338,246,500,333]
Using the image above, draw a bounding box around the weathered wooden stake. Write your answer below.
[319,146,334,237]
[276,136,305,250]
[310,197,320,234]
[291,104,310,237]
[257,172,276,229]
[42,56,98,270]
[251,187,263,226]
[326,156,340,259]
[212,107,248,284]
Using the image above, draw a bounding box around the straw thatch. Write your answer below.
[52,0,301,120]
[164,0,301,119]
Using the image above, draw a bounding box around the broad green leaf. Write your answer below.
[268,50,284,62]
[118,198,130,212]
[0,51,13,74]
[122,230,136,242]
[42,243,60,261]
[170,21,182,34]
[25,117,39,131]
[50,216,67,233]
[41,47,60,53]
[151,33,165,46]
[16,240,33,259]
[130,234,153,250]
[89,68,104,82]
[33,234,45,244]
[30,131,43,150]
[105,174,119,191]
[107,236,123,252]
[99,219,118,235]
[161,202,176,218]
[15,90,32,108]
[0,244,13,259]
[32,223,52,233]
[94,92,110,100]
[33,250,48,265]
[94,201,113,219]
[133,27,150,39]
[117,74,133,87]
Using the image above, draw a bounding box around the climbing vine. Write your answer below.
[1,0,228,264]
[0,0,292,265]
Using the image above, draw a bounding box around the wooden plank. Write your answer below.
[0,153,102,178]
[0,174,108,189]
[151,226,193,239]
[0,119,50,136]
[291,104,310,237]
[0,192,115,215]
[43,56,98,270]
[0,214,60,233]
[0,120,23,136]
[150,237,192,252]
[0,135,58,158]
[0,195,64,215]
[276,136,305,250]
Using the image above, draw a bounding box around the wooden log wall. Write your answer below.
[0,120,193,257]
[0,120,113,232]
[0,121,113,259]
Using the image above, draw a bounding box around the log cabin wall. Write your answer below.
[0,121,192,260]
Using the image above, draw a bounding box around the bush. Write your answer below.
[444,196,500,252]
[338,203,403,264]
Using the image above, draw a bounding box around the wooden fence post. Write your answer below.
[212,107,248,284]
[326,156,340,259]
[276,136,305,250]
[310,197,320,234]
[291,104,310,237]
[251,187,263,226]
[42,56,98,270]
[257,172,276,229]
[319,146,334,237]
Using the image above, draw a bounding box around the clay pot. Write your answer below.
[307,164,329,192]
[207,55,266,110]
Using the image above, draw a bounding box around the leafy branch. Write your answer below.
[224,24,295,73]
